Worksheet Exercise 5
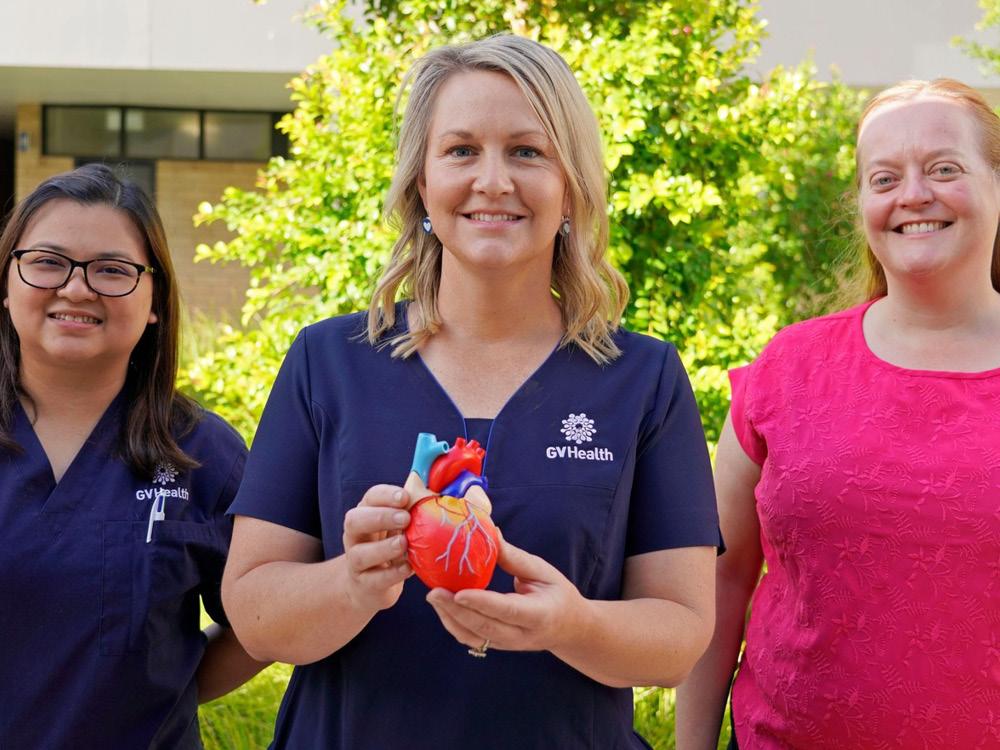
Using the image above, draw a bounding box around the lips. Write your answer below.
[894,221,951,234]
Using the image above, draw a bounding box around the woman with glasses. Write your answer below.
[0,164,264,748]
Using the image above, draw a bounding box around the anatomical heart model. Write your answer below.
[404,433,500,592]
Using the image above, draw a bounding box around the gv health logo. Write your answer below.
[547,413,614,462]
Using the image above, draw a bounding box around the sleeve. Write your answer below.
[227,328,324,538]
[625,345,723,556]
[728,363,767,466]
[201,443,247,627]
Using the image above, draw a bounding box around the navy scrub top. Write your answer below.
[0,392,246,749]
[230,308,720,750]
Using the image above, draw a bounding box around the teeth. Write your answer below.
[52,313,100,324]
[900,222,946,234]
[468,213,519,222]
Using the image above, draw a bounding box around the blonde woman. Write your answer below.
[677,79,1000,749]
[223,34,720,749]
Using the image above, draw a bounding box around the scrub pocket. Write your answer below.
[100,520,218,655]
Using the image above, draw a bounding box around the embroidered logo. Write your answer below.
[561,413,596,445]
[547,413,613,462]
[153,462,178,485]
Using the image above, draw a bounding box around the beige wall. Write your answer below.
[14,103,258,321]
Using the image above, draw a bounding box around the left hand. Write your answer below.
[426,535,589,653]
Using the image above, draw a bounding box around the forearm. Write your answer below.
[224,555,377,664]
[553,596,713,688]
[674,574,755,750]
[196,624,271,703]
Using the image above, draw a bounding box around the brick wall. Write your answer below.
[14,104,259,321]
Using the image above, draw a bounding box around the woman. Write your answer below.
[0,164,264,748]
[223,34,721,749]
[676,79,1000,749]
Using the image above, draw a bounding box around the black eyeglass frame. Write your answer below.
[11,248,156,298]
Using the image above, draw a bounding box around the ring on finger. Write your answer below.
[468,638,490,658]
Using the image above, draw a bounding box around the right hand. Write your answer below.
[342,484,414,613]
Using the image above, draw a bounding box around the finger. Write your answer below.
[356,558,413,591]
[495,538,557,581]
[430,590,529,643]
[427,597,484,646]
[359,484,410,509]
[343,506,410,542]
[345,534,408,575]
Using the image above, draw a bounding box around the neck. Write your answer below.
[433,261,563,345]
[880,274,1000,333]
[19,356,126,423]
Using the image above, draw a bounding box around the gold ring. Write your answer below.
[468,638,489,658]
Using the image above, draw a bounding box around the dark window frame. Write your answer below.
[43,104,289,163]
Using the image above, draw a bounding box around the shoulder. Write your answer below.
[607,327,681,375]
[755,303,866,365]
[181,407,247,463]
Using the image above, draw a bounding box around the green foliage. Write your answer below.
[954,0,1000,75]
[181,0,864,445]
[200,664,292,750]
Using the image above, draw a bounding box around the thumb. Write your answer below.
[497,536,555,581]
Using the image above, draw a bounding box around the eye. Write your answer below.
[513,146,541,159]
[446,145,474,157]
[869,172,897,189]
[93,262,137,278]
[931,163,961,177]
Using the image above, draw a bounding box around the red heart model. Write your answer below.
[406,494,499,592]
[427,437,484,493]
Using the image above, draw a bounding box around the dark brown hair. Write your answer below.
[0,163,199,477]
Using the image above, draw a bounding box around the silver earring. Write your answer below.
[421,216,433,234]
[559,216,571,237]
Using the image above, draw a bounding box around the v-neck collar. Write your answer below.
[11,390,126,515]
[403,301,563,426]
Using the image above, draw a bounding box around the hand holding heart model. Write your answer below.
[403,433,499,592]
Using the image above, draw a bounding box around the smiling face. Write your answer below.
[4,198,157,375]
[857,97,1000,289]
[418,70,568,280]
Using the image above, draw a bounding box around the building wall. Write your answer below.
[14,103,257,320]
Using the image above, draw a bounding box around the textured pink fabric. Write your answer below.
[729,300,1000,750]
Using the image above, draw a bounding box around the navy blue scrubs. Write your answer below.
[230,307,719,750]
[0,393,245,749]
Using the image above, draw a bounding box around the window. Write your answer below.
[45,107,121,158]
[43,105,287,162]
[125,109,199,160]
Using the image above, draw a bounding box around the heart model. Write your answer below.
[403,433,499,592]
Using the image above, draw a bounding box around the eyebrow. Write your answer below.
[436,128,550,141]
[27,242,141,262]
[864,148,965,170]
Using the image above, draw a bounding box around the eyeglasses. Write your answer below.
[11,248,155,298]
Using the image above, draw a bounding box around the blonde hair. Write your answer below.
[853,78,1000,299]
[367,34,628,363]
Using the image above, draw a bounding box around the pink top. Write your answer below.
[729,300,1000,750]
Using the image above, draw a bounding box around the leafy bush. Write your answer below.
[182,0,864,446]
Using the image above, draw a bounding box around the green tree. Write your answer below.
[955,0,1000,75]
[183,0,863,445]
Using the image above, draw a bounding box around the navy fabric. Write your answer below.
[0,393,246,749]
[230,307,719,750]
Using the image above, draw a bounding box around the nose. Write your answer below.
[898,171,934,208]
[57,267,98,301]
[472,150,514,196]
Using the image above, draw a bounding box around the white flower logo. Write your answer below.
[153,462,178,485]
[561,413,596,445]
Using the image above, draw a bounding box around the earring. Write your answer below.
[421,216,433,234]
[559,216,571,237]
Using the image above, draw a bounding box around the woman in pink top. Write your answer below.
[676,78,1000,749]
